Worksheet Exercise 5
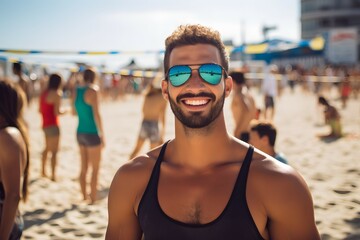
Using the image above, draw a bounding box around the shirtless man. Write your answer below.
[230,71,257,142]
[129,74,167,159]
[106,24,320,240]
[12,62,31,105]
[262,65,278,121]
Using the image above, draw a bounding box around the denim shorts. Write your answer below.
[139,120,160,143]
[77,133,101,146]
[43,126,60,137]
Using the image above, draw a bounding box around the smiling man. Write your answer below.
[105,24,320,240]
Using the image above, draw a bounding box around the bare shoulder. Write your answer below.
[88,84,100,92]
[113,153,157,185]
[84,85,100,104]
[47,90,61,101]
[56,89,63,97]
[0,127,22,145]
[109,145,162,205]
[250,149,308,192]
[0,127,24,157]
[248,151,319,237]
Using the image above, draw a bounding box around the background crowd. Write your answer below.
[0,59,359,239]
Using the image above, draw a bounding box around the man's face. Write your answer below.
[162,44,232,129]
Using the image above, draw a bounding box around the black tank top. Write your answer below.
[138,141,264,240]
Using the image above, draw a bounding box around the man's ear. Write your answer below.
[224,76,233,98]
[161,80,169,101]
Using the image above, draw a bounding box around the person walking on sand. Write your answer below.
[340,73,351,109]
[230,71,257,142]
[0,80,30,240]
[106,24,320,239]
[262,64,278,121]
[72,68,104,204]
[39,73,66,181]
[129,73,167,159]
[12,62,32,106]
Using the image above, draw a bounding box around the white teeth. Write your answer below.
[184,99,208,106]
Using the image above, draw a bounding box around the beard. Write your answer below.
[168,90,225,129]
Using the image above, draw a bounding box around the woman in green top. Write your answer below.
[72,68,104,204]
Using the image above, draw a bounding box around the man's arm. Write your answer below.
[105,163,143,240]
[264,167,321,239]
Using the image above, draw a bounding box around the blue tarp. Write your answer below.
[231,37,325,63]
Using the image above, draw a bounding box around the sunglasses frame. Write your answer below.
[166,63,228,87]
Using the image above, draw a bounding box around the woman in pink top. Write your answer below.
[39,73,64,181]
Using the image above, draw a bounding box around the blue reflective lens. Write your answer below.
[199,64,223,85]
[168,65,192,86]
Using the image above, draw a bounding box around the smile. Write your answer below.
[182,99,210,106]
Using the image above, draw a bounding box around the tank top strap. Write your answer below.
[154,140,169,169]
[233,145,255,199]
[138,140,170,213]
[77,86,85,94]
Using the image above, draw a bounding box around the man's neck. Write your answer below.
[170,115,232,169]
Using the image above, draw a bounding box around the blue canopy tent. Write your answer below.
[231,36,325,64]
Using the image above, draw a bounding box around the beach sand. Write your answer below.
[21,86,360,239]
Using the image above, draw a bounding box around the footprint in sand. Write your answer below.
[320,233,332,240]
[311,173,330,181]
[74,232,86,237]
[61,228,76,233]
[89,233,103,238]
[333,189,352,194]
[347,168,360,175]
[327,202,337,206]
[344,214,360,227]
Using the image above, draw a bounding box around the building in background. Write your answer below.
[301,0,360,64]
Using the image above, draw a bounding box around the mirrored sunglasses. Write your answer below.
[166,63,227,87]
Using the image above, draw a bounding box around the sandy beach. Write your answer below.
[20,85,360,240]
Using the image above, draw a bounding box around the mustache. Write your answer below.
[176,92,216,103]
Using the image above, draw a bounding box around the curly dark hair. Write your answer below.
[163,24,229,75]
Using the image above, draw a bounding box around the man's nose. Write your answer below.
[186,69,205,88]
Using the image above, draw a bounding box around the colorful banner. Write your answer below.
[0,49,163,55]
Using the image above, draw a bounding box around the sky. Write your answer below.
[0,0,300,69]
